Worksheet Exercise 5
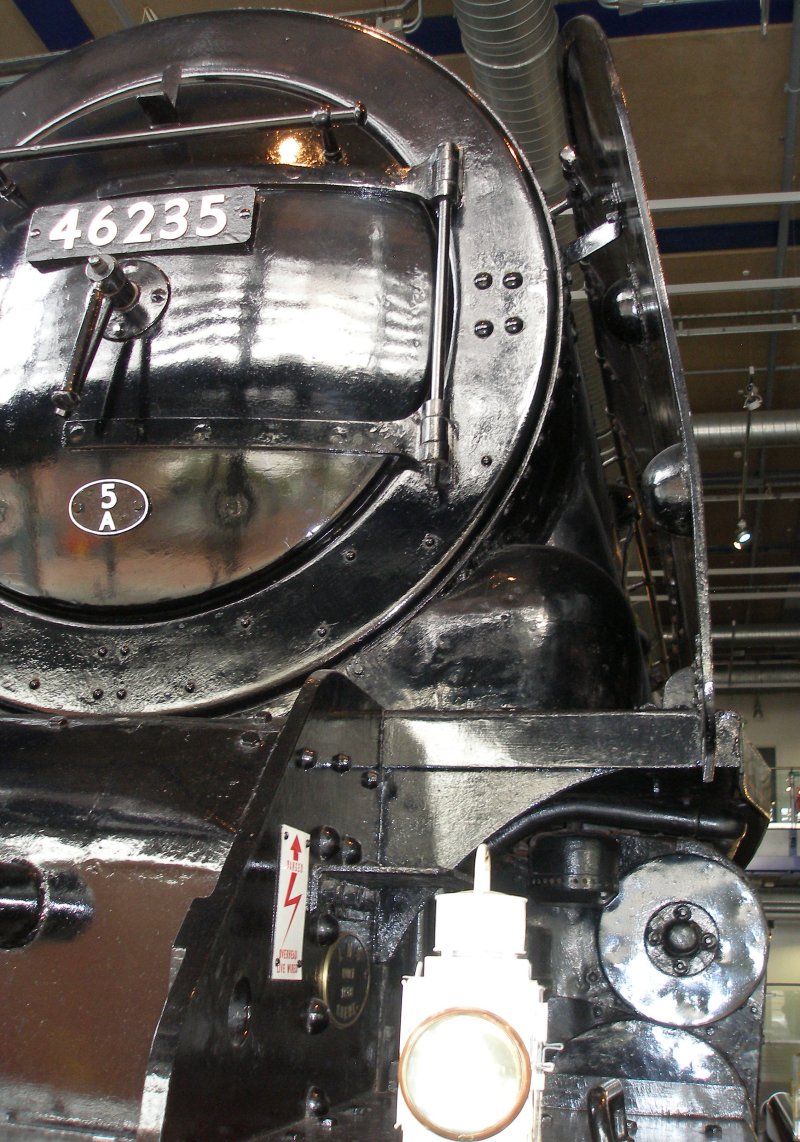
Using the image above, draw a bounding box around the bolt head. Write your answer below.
[297,747,317,769]
[560,145,578,171]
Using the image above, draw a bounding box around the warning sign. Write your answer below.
[271,824,310,980]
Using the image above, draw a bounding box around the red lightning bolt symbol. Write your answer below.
[282,835,304,941]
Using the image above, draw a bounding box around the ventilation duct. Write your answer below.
[715,668,800,691]
[713,625,800,645]
[693,411,800,449]
[452,0,567,201]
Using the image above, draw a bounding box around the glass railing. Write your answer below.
[762,984,800,1121]
[769,768,800,825]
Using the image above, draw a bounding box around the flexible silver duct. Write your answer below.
[453,0,567,201]
[713,625,800,644]
[715,667,800,690]
[693,410,800,449]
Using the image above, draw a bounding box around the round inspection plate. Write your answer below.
[598,853,766,1027]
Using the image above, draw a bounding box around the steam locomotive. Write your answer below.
[0,9,771,1142]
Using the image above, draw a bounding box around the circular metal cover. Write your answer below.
[598,854,766,1027]
[0,10,559,714]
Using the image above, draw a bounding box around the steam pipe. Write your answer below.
[486,799,743,853]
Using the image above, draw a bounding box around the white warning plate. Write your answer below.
[271,824,310,980]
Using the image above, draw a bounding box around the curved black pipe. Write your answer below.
[486,799,744,854]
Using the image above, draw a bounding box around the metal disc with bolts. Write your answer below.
[598,854,767,1027]
[103,258,170,341]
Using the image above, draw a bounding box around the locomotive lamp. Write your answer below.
[396,845,550,1142]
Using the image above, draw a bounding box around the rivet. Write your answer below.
[502,271,523,289]
[67,423,85,444]
[97,646,107,658]
[29,677,40,690]
[341,836,362,864]
[344,548,356,562]
[119,645,130,657]
[297,747,317,769]
[332,753,351,772]
[310,825,341,861]
[238,206,252,219]
[305,1087,329,1117]
[481,455,492,467]
[422,534,436,548]
[240,730,260,747]
[474,271,493,289]
[93,688,104,700]
[316,625,328,639]
[185,680,195,693]
[361,769,379,789]
[240,616,252,629]
[116,688,127,699]
[308,912,339,946]
[504,315,524,334]
[674,959,688,975]
[474,319,494,338]
[302,998,331,1035]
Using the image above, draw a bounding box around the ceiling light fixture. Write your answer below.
[733,367,758,552]
[743,367,763,412]
[733,518,751,550]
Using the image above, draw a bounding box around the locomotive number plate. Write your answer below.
[26,186,257,264]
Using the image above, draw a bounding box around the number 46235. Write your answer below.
[48,194,229,251]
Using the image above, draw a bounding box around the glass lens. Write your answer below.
[401,1010,530,1139]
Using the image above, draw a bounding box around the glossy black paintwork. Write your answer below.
[0,10,560,714]
[0,11,767,1142]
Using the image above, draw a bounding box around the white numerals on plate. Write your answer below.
[46,193,232,252]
